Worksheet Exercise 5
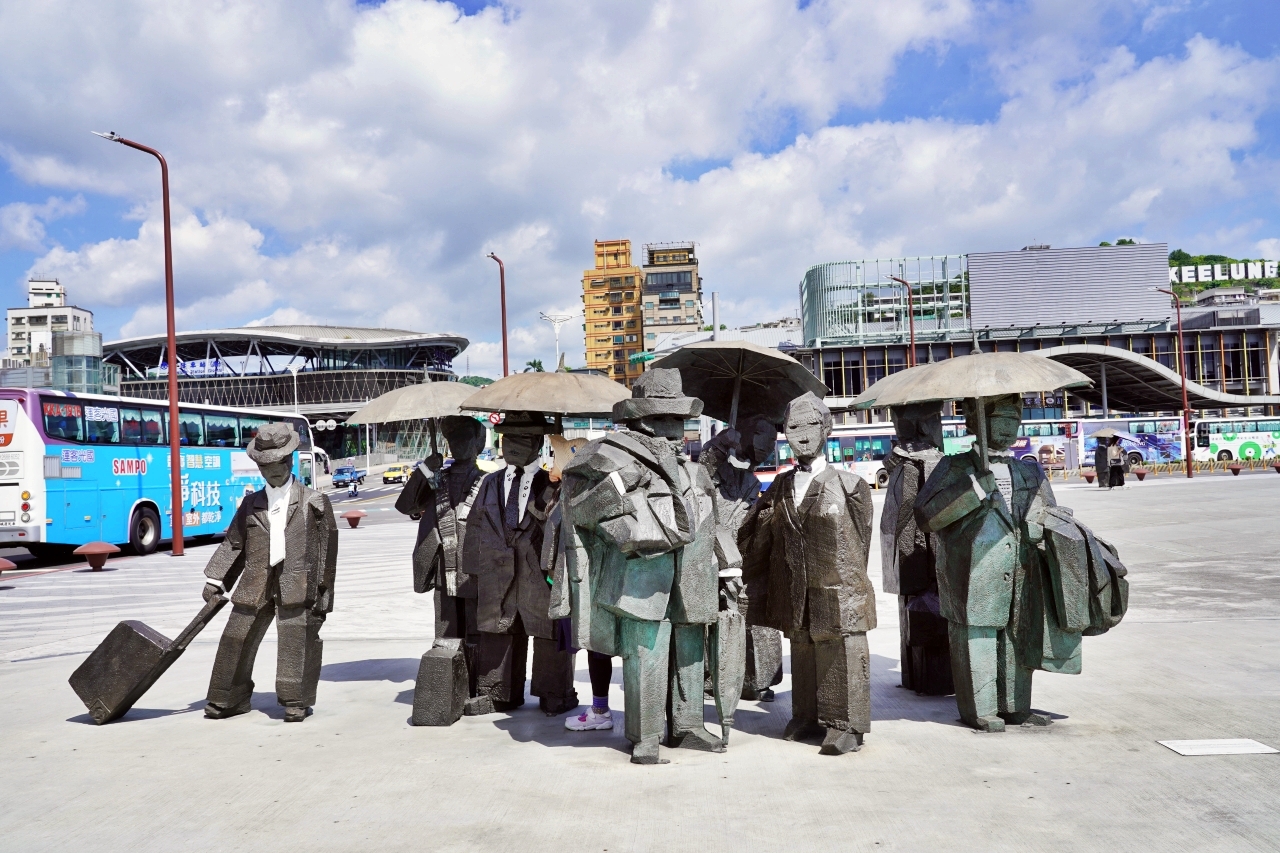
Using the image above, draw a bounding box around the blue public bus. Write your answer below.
[0,388,314,556]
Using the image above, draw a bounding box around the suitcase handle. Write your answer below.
[172,595,228,652]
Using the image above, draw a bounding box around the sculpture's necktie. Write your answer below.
[504,467,524,530]
[797,461,812,473]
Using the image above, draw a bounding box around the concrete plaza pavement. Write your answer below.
[0,472,1278,851]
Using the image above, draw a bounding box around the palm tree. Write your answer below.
[524,359,544,373]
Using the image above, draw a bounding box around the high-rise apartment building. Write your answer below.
[641,242,702,351]
[581,240,644,386]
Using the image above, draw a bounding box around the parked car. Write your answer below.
[331,466,366,487]
[383,464,411,484]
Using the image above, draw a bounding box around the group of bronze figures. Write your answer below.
[75,369,1127,764]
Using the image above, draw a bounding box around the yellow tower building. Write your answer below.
[582,239,644,387]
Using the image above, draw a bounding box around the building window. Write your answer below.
[625,320,636,329]
[28,315,46,326]
[613,336,625,344]
[590,279,604,287]
[624,292,634,300]
[612,321,623,330]
[609,292,622,303]
[685,300,695,308]
[614,349,624,359]
[645,332,656,340]
[11,318,24,325]
[625,335,637,343]
[609,278,621,286]
[612,306,622,316]
[644,302,654,309]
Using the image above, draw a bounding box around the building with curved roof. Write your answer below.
[103,325,469,457]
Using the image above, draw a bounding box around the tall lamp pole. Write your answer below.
[887,275,917,367]
[286,363,302,413]
[486,253,510,377]
[94,131,185,554]
[1157,286,1194,479]
[539,311,577,368]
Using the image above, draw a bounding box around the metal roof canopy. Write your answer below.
[103,325,468,379]
[1038,344,1280,411]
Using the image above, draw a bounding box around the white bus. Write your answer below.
[1192,417,1280,462]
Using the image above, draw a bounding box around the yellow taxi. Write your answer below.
[382,464,411,484]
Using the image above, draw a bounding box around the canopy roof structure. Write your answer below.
[1038,344,1280,411]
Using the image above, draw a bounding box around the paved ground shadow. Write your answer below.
[321,657,418,683]
[72,566,120,573]
[490,706,633,755]
[65,699,206,725]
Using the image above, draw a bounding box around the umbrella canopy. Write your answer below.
[345,381,477,424]
[852,352,1091,410]
[651,340,828,426]
[1089,427,1125,439]
[459,371,631,418]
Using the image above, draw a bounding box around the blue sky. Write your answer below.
[0,0,1277,377]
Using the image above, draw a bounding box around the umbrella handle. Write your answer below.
[972,397,988,474]
[429,419,439,457]
[728,349,745,428]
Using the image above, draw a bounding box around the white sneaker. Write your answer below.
[565,708,613,731]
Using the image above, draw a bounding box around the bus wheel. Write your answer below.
[130,506,161,556]
[876,469,889,488]
[1216,450,1233,462]
[1126,452,1144,468]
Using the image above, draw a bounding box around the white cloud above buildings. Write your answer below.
[0,0,1276,378]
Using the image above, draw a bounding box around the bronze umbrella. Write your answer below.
[459,371,631,419]
[651,340,828,427]
[345,381,478,457]
[852,351,1092,470]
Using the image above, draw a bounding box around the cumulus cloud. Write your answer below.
[0,0,1277,379]
[0,195,85,252]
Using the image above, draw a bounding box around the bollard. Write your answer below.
[340,510,368,529]
[1227,463,1244,477]
[0,557,14,573]
[1134,468,1148,482]
[1083,471,1096,484]
[74,541,121,571]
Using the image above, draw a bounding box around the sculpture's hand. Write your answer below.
[202,581,223,603]
[314,587,332,613]
[425,453,444,472]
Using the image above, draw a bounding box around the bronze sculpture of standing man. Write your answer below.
[202,423,339,723]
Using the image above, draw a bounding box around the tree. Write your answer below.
[1098,241,1112,247]
[459,375,493,387]
[1116,238,1136,245]
[524,359,544,373]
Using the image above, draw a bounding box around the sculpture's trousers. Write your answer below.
[618,617,709,746]
[436,590,480,696]
[473,615,576,711]
[742,626,783,697]
[788,629,871,734]
[899,597,954,696]
[207,600,324,711]
[946,622,1032,726]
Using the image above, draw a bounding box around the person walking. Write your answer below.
[1107,436,1126,488]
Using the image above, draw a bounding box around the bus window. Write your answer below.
[120,408,143,443]
[852,435,892,461]
[140,409,166,444]
[84,405,120,443]
[1130,421,1156,434]
[42,400,83,441]
[1261,421,1280,433]
[204,413,238,447]
[240,416,269,446]
[178,411,204,446]
[292,419,312,450]
[825,438,841,464]
[299,455,313,487]
[776,441,794,465]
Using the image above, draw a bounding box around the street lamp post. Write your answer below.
[1157,286,1194,479]
[93,131,185,554]
[486,253,510,377]
[286,363,302,413]
[887,275,917,367]
[539,311,577,368]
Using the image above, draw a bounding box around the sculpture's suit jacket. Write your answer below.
[462,468,558,639]
[205,480,339,613]
[396,462,484,597]
[739,465,875,641]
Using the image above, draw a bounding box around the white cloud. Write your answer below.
[0,195,85,252]
[0,1,1277,378]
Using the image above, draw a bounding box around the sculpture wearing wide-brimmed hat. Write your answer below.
[202,423,339,723]
[555,368,731,764]
[460,410,577,716]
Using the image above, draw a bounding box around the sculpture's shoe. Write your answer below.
[818,729,863,755]
[204,700,251,719]
[666,727,726,753]
[283,706,312,723]
[757,688,776,702]
[782,718,825,742]
[539,694,579,716]
[463,695,494,716]
[493,699,523,712]
[967,715,1006,733]
[630,740,669,765]
[1002,711,1052,727]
